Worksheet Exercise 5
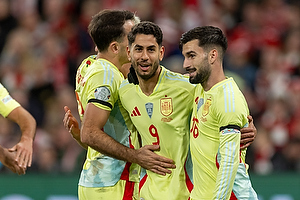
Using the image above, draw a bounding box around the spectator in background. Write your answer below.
[0,0,18,55]
[0,83,36,175]
[0,0,299,175]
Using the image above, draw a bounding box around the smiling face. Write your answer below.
[128,34,164,81]
[182,39,211,85]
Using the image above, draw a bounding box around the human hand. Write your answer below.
[135,145,176,175]
[3,148,26,175]
[240,115,257,149]
[8,136,33,170]
[63,106,80,141]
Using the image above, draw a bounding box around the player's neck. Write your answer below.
[96,52,122,69]
[204,67,226,91]
[138,67,161,96]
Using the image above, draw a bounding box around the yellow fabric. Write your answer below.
[190,78,250,199]
[119,66,195,200]
[78,180,139,200]
[0,83,20,118]
[75,55,140,189]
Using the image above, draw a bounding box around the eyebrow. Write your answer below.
[134,44,156,49]
[185,50,196,55]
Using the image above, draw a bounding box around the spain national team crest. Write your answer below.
[160,98,173,116]
[202,97,212,117]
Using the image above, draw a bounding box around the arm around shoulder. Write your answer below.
[81,103,176,175]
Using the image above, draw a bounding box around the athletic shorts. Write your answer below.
[78,179,139,200]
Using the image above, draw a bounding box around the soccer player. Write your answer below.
[119,21,257,199]
[64,10,175,200]
[180,26,258,199]
[0,83,36,175]
[119,21,194,199]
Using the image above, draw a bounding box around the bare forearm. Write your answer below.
[81,128,136,163]
[80,103,175,175]
[72,132,88,150]
[81,127,176,176]
[19,114,36,142]
[8,107,36,141]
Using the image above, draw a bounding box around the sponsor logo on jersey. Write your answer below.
[131,106,141,117]
[94,86,111,101]
[145,103,153,118]
[160,97,173,116]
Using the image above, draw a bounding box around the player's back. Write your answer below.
[119,66,195,199]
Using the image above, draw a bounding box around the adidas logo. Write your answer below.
[131,106,141,117]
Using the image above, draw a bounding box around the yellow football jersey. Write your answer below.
[119,66,195,200]
[75,55,140,188]
[190,78,257,200]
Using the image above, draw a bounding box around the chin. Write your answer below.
[189,76,195,83]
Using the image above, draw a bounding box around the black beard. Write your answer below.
[137,70,156,81]
[189,67,210,85]
[135,62,159,81]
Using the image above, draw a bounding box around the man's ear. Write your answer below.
[209,49,218,64]
[127,46,131,61]
[159,46,165,61]
[110,42,119,54]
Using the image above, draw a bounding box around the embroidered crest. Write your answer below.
[202,97,212,117]
[94,86,111,101]
[145,103,153,118]
[160,98,173,116]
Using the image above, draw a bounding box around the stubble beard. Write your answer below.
[134,60,160,81]
[189,60,211,85]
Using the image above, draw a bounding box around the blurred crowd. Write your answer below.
[0,0,299,175]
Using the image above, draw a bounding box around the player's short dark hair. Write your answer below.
[179,26,228,58]
[88,9,137,52]
[127,21,163,47]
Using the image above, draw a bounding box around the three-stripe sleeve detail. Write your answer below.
[223,82,235,113]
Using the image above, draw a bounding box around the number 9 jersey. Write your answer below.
[119,66,195,200]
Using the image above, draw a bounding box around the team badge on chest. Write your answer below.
[202,97,212,117]
[145,103,153,118]
[160,97,173,116]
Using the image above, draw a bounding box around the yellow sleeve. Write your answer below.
[0,84,20,118]
[214,128,240,199]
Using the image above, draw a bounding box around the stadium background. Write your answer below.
[0,0,299,199]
